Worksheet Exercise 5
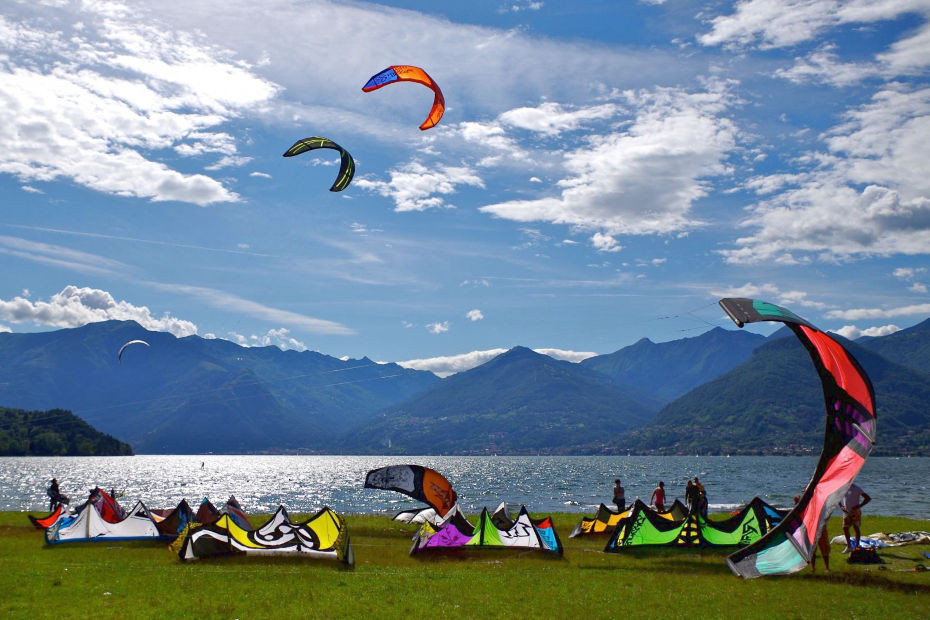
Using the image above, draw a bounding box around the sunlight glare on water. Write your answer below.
[1,455,926,518]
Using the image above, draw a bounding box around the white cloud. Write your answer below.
[397,346,597,377]
[0,324,11,333]
[226,327,307,351]
[699,0,930,51]
[355,161,485,211]
[712,282,831,310]
[21,185,43,194]
[893,267,927,280]
[910,282,928,293]
[501,1,544,12]
[480,82,738,237]
[0,285,197,336]
[499,102,620,136]
[466,309,484,321]
[723,85,930,263]
[147,281,355,335]
[833,323,902,339]
[460,279,491,287]
[249,171,272,179]
[0,5,277,205]
[426,321,450,334]
[591,232,622,253]
[826,303,930,320]
[0,235,126,276]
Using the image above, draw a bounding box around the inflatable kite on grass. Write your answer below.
[362,65,445,130]
[283,137,355,192]
[719,298,876,578]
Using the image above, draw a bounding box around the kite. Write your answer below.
[118,339,149,363]
[719,298,876,578]
[362,65,445,130]
[283,137,355,192]
[364,465,457,517]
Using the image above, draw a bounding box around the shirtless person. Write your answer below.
[651,481,666,511]
[840,483,871,552]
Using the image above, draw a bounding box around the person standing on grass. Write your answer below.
[651,481,666,511]
[841,483,871,552]
[613,479,625,511]
[693,477,708,518]
[47,478,61,510]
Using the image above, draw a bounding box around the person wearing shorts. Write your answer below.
[841,483,871,552]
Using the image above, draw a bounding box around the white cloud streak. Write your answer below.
[355,162,485,212]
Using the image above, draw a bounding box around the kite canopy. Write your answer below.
[117,339,149,363]
[283,137,355,192]
[604,498,783,550]
[362,65,445,130]
[28,504,65,530]
[719,298,877,578]
[364,465,457,516]
[570,500,687,538]
[175,505,354,566]
[411,505,562,555]
[46,500,168,544]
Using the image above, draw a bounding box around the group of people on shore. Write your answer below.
[611,477,706,515]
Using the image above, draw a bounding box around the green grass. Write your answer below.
[1,511,928,618]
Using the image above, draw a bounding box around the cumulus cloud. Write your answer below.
[0,4,277,206]
[723,85,930,263]
[591,232,622,253]
[397,346,597,377]
[226,327,308,351]
[833,323,902,340]
[426,321,450,334]
[466,309,484,321]
[699,0,930,51]
[480,82,738,237]
[0,324,11,333]
[355,162,485,211]
[0,285,197,336]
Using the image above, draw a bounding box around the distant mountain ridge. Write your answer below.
[616,333,930,456]
[1,315,928,455]
[344,346,657,454]
[0,320,438,453]
[580,326,766,405]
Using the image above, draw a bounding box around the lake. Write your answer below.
[1,455,927,519]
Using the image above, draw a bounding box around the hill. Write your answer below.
[344,346,657,454]
[580,327,766,405]
[859,317,930,375]
[0,321,438,453]
[615,334,930,456]
[0,406,132,456]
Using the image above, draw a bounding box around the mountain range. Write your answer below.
[0,316,928,455]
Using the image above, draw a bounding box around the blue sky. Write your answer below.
[1,0,929,376]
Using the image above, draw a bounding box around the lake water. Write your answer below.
[2,455,928,519]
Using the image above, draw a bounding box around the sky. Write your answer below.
[1,0,929,377]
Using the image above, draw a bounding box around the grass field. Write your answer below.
[1,510,928,618]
